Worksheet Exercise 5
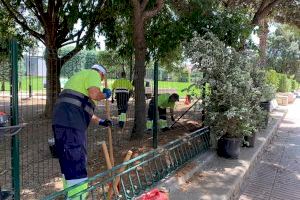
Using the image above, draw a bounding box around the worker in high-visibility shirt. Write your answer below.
[147,93,179,132]
[52,64,112,199]
[111,71,133,128]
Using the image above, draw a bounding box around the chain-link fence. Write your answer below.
[0,43,205,199]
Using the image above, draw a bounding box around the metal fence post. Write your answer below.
[10,39,20,200]
[153,60,158,149]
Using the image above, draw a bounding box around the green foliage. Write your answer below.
[0,7,34,87]
[266,70,279,91]
[59,46,86,78]
[102,0,253,73]
[181,84,201,98]
[84,50,98,69]
[278,74,289,92]
[291,80,297,91]
[185,33,261,141]
[267,25,300,76]
[97,50,124,76]
[266,69,300,93]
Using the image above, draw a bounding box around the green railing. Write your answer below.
[43,127,210,200]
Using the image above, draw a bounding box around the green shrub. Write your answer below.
[278,74,289,92]
[291,80,297,91]
[266,70,279,91]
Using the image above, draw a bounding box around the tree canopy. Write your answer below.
[267,25,300,76]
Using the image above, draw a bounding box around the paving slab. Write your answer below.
[157,105,287,200]
[239,99,300,200]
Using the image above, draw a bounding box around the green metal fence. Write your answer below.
[0,40,204,199]
[43,127,210,200]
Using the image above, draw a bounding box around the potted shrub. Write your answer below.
[251,67,276,128]
[185,33,257,159]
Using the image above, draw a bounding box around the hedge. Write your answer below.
[266,70,299,93]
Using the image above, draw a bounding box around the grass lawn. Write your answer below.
[2,77,200,97]
[2,76,45,92]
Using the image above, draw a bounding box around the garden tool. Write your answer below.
[104,78,115,166]
[107,150,133,198]
[169,97,202,129]
[100,141,118,197]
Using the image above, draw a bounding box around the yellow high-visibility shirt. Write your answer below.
[64,69,102,97]
[112,78,133,91]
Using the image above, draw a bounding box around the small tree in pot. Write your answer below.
[243,66,270,147]
[185,33,258,159]
[250,66,276,128]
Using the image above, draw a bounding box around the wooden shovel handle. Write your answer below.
[104,78,115,166]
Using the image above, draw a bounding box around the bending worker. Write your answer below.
[147,93,179,132]
[52,64,112,199]
[111,71,133,128]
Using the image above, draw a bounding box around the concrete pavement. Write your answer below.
[158,103,287,200]
[239,99,300,200]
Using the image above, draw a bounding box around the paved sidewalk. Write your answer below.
[160,105,286,200]
[239,100,300,200]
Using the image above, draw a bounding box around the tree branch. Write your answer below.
[33,0,48,23]
[61,26,86,44]
[0,0,44,43]
[143,0,164,21]
[60,39,83,47]
[141,0,149,11]
[130,0,140,9]
[252,0,282,25]
[60,0,107,65]
[25,0,47,26]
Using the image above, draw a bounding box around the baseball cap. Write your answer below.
[91,64,106,74]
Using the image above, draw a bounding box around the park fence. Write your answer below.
[0,40,206,199]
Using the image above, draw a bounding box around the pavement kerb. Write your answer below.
[158,150,216,189]
[229,108,288,200]
[157,108,288,200]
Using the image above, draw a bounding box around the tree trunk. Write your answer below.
[129,54,133,81]
[259,19,269,68]
[131,14,147,139]
[44,47,61,118]
[1,81,5,91]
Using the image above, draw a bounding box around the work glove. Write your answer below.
[102,88,112,99]
[99,119,113,127]
[171,116,175,122]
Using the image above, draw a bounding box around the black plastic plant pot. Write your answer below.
[243,132,256,148]
[260,101,271,112]
[260,101,270,127]
[217,136,241,159]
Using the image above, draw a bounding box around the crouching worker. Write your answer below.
[147,93,179,132]
[111,71,133,128]
[52,64,112,199]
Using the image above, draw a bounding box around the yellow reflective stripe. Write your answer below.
[158,120,167,128]
[63,177,88,200]
[146,120,153,129]
[119,113,127,122]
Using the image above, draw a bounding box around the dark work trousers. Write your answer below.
[116,93,130,115]
[147,99,167,121]
[53,125,87,180]
[52,91,94,181]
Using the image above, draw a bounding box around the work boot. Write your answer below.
[119,121,125,128]
[118,113,126,128]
